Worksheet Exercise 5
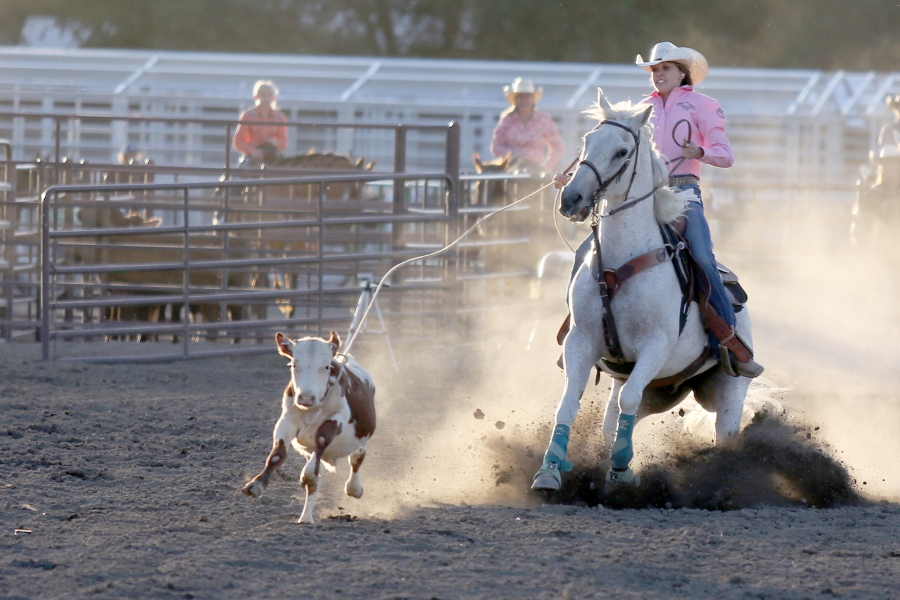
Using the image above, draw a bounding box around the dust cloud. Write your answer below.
[717,185,900,502]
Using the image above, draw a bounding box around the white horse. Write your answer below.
[532,92,754,491]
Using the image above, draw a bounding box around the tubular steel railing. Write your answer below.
[37,168,541,363]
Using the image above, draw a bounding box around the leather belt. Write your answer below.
[669,175,699,186]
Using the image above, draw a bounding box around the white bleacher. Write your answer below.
[0,46,896,183]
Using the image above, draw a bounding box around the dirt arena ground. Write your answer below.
[4,216,900,599]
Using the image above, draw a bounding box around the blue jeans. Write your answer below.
[676,185,736,338]
[569,184,735,344]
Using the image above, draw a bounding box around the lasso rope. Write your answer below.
[552,186,577,253]
[342,178,558,354]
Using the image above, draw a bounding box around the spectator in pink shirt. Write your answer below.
[490,78,564,178]
[232,80,288,167]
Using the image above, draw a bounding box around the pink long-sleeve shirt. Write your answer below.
[490,109,565,169]
[232,106,288,157]
[637,86,734,178]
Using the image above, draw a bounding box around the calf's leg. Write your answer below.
[242,438,287,498]
[345,448,366,498]
[299,419,342,525]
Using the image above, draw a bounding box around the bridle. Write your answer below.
[576,120,659,222]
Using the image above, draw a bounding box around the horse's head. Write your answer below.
[472,153,514,206]
[560,91,652,222]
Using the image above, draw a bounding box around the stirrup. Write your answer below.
[718,344,738,377]
[718,344,764,378]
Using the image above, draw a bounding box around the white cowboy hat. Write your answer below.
[635,41,709,85]
[504,78,543,105]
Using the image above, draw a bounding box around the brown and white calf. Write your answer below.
[242,331,376,524]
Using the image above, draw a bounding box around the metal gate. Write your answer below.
[37,167,542,362]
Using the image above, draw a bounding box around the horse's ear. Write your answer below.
[355,157,365,169]
[275,332,293,358]
[500,152,512,169]
[327,331,341,353]
[473,153,484,172]
[596,87,613,115]
[639,105,653,126]
[366,161,374,171]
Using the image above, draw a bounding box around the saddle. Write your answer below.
[556,220,748,390]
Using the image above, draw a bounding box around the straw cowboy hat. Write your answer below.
[635,41,709,85]
[504,78,543,105]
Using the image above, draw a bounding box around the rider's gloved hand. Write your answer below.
[553,172,572,190]
[680,142,704,160]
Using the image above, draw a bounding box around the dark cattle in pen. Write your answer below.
[70,232,253,342]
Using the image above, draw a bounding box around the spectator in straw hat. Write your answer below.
[490,77,564,178]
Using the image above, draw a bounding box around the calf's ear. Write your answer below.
[275,332,293,358]
[327,330,342,353]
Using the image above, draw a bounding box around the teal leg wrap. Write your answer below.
[610,414,636,470]
[542,424,574,472]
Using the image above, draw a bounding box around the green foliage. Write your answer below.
[0,0,898,70]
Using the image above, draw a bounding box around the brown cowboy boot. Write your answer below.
[699,304,764,378]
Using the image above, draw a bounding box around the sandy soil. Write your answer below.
[2,317,900,600]
[4,203,900,599]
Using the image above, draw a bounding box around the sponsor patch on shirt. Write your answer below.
[676,101,696,111]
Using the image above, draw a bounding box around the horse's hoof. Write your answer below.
[604,467,637,493]
[532,470,562,491]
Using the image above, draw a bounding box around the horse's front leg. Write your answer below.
[606,336,669,486]
[532,320,602,491]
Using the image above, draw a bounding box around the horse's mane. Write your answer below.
[584,100,686,225]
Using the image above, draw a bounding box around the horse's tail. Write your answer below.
[680,377,790,439]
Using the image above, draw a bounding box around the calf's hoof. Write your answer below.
[298,513,315,525]
[345,482,364,499]
[242,481,264,498]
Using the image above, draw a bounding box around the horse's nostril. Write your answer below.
[560,192,581,212]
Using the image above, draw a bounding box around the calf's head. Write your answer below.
[276,331,341,409]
